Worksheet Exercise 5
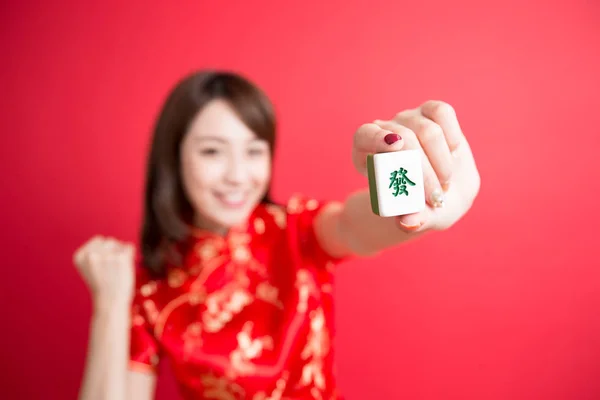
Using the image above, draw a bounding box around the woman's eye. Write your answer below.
[199,148,219,156]
[248,148,266,156]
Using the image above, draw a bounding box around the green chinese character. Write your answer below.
[389,167,415,197]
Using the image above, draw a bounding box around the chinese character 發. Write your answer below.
[389,167,415,197]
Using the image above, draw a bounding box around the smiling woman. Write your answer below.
[141,72,277,275]
[181,101,272,234]
[73,69,481,400]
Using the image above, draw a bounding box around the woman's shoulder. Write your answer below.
[255,193,333,227]
[254,193,346,265]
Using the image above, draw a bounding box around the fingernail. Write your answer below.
[430,188,445,208]
[384,133,401,145]
[397,219,424,231]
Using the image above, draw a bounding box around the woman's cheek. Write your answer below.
[191,158,225,186]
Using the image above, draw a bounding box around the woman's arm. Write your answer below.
[79,301,156,400]
[314,192,425,258]
[79,301,128,399]
[75,236,157,400]
[315,101,481,258]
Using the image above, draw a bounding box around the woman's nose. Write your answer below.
[224,157,247,185]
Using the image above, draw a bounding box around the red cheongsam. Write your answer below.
[129,195,349,399]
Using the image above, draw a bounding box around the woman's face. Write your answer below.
[180,99,272,234]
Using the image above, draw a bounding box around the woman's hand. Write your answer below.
[352,100,481,232]
[73,236,136,309]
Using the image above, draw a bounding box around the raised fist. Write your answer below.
[73,235,136,307]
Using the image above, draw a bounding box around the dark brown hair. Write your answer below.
[140,70,276,276]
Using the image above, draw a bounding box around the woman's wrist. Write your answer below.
[93,293,132,316]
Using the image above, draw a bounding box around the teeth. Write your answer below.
[221,193,245,203]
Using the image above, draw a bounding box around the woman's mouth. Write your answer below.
[214,191,248,208]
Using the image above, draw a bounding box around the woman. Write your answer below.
[74,70,481,399]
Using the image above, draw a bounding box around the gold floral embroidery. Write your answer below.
[196,238,264,334]
[249,258,269,277]
[140,281,157,297]
[232,246,251,263]
[310,387,323,400]
[197,241,221,261]
[254,217,266,234]
[252,371,290,400]
[228,232,251,248]
[189,253,228,293]
[256,281,283,309]
[154,253,225,338]
[150,353,160,368]
[168,268,187,288]
[143,299,159,324]
[131,305,145,327]
[306,199,319,211]
[296,270,317,313]
[189,289,207,305]
[201,373,245,400]
[296,308,329,397]
[154,291,206,338]
[227,232,255,266]
[287,196,303,214]
[228,321,274,378]
[301,308,329,358]
[132,314,145,327]
[321,283,333,294]
[266,204,287,229]
[225,251,267,281]
[203,284,254,333]
[182,322,203,360]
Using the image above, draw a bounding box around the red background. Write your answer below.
[2,1,600,399]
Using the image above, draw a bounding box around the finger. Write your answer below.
[116,242,136,262]
[88,235,107,252]
[102,237,121,252]
[373,120,445,209]
[121,243,135,257]
[393,207,434,233]
[74,235,104,267]
[76,249,97,283]
[419,101,464,155]
[352,123,405,175]
[73,246,85,267]
[394,111,453,191]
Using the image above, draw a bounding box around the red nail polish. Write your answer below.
[384,133,401,145]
